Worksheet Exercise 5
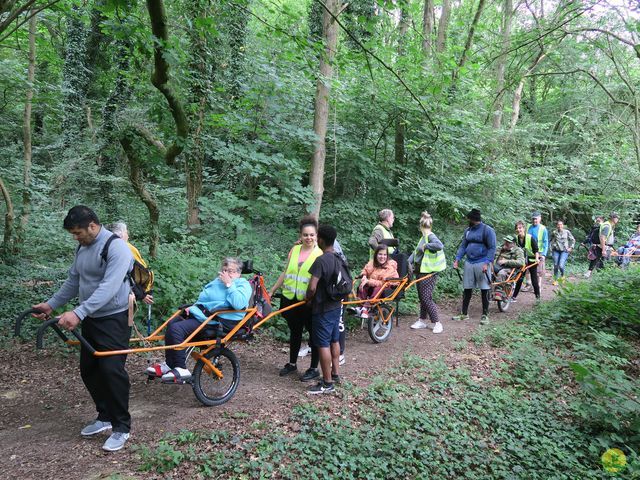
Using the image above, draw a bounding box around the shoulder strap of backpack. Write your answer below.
[100,234,121,266]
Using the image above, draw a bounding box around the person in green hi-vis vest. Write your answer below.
[368,209,399,260]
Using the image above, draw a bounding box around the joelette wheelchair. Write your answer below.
[21,261,305,407]
[343,253,436,343]
[490,262,538,312]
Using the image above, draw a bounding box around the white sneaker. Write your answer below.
[410,319,428,329]
[161,367,192,383]
[339,354,345,366]
[432,322,443,334]
[298,345,311,358]
[584,270,592,278]
[145,362,170,377]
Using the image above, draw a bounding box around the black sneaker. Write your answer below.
[301,368,320,382]
[307,381,335,395]
[279,363,297,377]
[331,373,341,384]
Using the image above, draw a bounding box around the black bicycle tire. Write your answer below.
[192,347,240,407]
[367,305,393,343]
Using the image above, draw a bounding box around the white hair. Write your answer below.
[109,222,128,238]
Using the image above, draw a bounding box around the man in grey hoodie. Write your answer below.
[33,205,134,452]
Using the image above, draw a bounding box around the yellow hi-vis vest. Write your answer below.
[369,223,394,260]
[283,245,323,300]
[599,221,614,245]
[523,234,535,261]
[417,234,446,273]
[527,223,547,253]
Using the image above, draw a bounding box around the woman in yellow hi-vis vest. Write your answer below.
[408,211,446,334]
[270,216,323,382]
[368,209,398,260]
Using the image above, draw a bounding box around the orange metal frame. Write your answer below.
[492,262,538,298]
[53,272,433,362]
[341,273,435,325]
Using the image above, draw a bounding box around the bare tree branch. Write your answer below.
[314,0,439,141]
[0,0,60,44]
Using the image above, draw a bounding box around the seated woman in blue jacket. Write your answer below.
[146,257,252,382]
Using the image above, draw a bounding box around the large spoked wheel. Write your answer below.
[192,347,240,407]
[497,297,511,312]
[367,305,393,343]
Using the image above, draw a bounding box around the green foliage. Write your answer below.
[134,262,640,479]
[136,359,614,479]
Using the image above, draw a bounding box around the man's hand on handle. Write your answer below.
[58,311,81,330]
[31,302,52,319]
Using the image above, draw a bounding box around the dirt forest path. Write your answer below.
[0,279,559,479]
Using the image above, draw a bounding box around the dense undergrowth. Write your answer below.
[134,266,640,479]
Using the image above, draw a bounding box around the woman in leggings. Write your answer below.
[408,211,446,334]
[270,216,323,382]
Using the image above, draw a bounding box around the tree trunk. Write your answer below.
[492,0,513,129]
[436,0,451,54]
[309,0,340,217]
[226,2,248,102]
[510,52,546,131]
[120,134,160,258]
[0,176,14,254]
[422,0,434,58]
[97,39,132,218]
[18,9,36,246]
[61,7,88,148]
[394,7,409,166]
[146,0,189,167]
[186,97,205,228]
[452,0,486,83]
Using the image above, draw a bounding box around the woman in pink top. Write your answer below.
[356,245,398,317]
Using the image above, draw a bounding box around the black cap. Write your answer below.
[466,208,482,222]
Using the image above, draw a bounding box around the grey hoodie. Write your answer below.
[47,226,134,320]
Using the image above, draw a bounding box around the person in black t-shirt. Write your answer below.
[305,225,342,395]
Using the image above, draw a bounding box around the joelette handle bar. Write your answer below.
[36,317,96,354]
[14,308,47,338]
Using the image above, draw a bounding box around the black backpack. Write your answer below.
[586,226,600,245]
[325,253,353,301]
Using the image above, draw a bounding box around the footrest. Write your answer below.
[161,377,192,385]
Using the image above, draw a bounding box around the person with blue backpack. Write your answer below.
[452,209,497,325]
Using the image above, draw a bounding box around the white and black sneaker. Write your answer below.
[307,380,335,395]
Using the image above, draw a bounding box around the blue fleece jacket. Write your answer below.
[189,277,252,323]
[455,223,497,264]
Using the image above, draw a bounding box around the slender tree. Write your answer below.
[492,0,513,129]
[310,0,341,217]
[436,0,451,54]
[17,8,36,248]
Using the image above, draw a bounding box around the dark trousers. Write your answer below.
[588,246,604,271]
[165,315,237,369]
[514,262,540,299]
[80,311,131,434]
[417,273,439,322]
[282,297,319,368]
[165,316,201,369]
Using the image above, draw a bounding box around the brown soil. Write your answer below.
[0,279,558,479]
